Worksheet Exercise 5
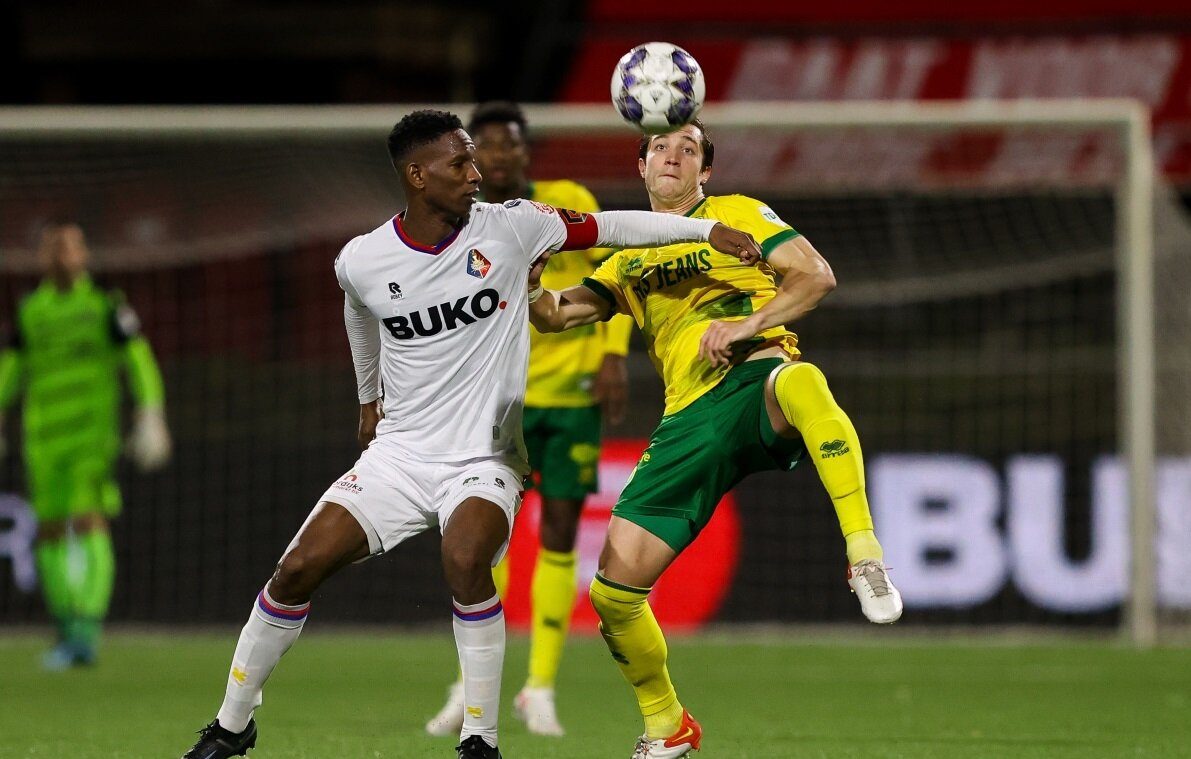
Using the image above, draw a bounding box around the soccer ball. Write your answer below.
[610,42,706,135]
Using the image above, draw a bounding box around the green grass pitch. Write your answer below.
[0,630,1187,758]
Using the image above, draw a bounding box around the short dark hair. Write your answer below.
[387,109,464,166]
[637,118,714,170]
[468,101,527,135]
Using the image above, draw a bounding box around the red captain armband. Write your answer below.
[556,208,599,251]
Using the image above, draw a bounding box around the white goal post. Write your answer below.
[0,100,1158,645]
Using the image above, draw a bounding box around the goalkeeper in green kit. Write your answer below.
[0,221,171,669]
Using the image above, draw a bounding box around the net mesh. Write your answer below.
[0,111,1186,636]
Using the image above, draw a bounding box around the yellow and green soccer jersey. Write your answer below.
[525,179,633,408]
[583,195,801,416]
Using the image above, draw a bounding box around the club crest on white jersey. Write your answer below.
[334,201,574,471]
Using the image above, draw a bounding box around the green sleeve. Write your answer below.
[124,337,165,409]
[579,276,620,322]
[760,228,802,260]
[720,195,801,260]
[0,349,20,409]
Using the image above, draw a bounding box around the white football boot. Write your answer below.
[630,710,702,758]
[847,559,903,624]
[513,686,565,736]
[424,681,465,737]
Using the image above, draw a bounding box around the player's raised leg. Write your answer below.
[765,361,902,623]
[441,495,511,759]
[590,516,701,759]
[181,501,370,759]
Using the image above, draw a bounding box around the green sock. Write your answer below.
[75,530,115,640]
[71,618,102,648]
[35,540,72,636]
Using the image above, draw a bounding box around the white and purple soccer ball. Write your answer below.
[610,42,706,135]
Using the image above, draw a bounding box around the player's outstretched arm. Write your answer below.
[527,251,613,333]
[571,210,761,264]
[707,223,762,265]
[529,284,612,333]
[699,236,836,368]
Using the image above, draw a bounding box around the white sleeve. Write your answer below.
[591,210,717,248]
[499,200,718,263]
[335,240,382,404]
[499,200,569,263]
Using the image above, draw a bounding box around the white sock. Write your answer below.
[453,594,505,748]
[215,587,310,733]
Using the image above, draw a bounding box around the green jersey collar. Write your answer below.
[683,197,708,217]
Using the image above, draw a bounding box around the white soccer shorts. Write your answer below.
[311,437,524,563]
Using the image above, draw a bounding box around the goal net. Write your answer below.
[0,102,1181,644]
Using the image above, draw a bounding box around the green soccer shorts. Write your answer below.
[613,358,804,552]
[25,444,122,522]
[523,405,603,501]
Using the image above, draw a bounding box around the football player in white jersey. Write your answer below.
[180,109,762,759]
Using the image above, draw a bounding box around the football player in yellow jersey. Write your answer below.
[527,120,903,758]
[425,101,637,738]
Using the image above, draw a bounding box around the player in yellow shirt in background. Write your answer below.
[425,101,636,738]
[527,120,903,758]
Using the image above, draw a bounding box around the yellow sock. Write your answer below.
[526,549,577,689]
[844,529,883,566]
[589,574,683,739]
[775,363,882,562]
[492,554,510,601]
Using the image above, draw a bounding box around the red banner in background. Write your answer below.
[502,439,742,634]
[565,35,1191,180]
[589,0,1191,24]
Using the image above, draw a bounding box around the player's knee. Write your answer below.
[539,514,580,552]
[441,540,494,589]
[588,577,640,626]
[774,361,835,429]
[269,550,323,604]
[539,497,582,550]
[69,513,107,535]
[36,520,68,543]
[588,580,614,622]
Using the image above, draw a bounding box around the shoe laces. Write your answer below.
[632,735,652,758]
[183,722,224,758]
[456,735,494,757]
[854,560,892,597]
[196,721,220,739]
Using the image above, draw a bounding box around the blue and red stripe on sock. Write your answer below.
[256,590,310,625]
[452,598,503,623]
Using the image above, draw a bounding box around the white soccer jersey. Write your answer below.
[334,200,591,472]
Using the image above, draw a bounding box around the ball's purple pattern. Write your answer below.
[667,98,697,124]
[611,42,704,133]
[671,49,698,75]
[617,95,644,122]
